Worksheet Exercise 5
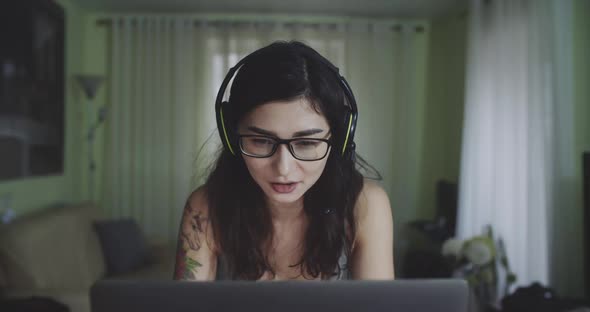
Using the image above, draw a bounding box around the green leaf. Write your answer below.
[507,273,517,284]
[500,257,508,267]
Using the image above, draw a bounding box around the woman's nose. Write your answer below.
[273,144,295,176]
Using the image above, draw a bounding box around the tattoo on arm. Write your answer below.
[174,238,203,280]
[173,201,208,280]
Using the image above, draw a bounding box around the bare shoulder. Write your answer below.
[354,179,393,225]
[187,186,209,214]
[350,179,395,279]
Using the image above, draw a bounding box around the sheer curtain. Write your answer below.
[103,16,426,249]
[457,0,579,294]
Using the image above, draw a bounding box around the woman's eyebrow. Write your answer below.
[247,126,324,138]
[247,126,275,136]
[292,128,324,138]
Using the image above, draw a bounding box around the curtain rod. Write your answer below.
[95,18,426,32]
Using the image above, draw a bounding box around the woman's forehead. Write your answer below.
[240,98,329,135]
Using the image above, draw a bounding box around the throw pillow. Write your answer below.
[93,218,149,275]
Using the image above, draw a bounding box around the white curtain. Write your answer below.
[458,0,579,295]
[105,18,201,244]
[103,16,426,250]
[345,23,428,274]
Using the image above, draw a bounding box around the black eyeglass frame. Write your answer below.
[238,135,332,161]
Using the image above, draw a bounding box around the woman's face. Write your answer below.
[237,97,331,208]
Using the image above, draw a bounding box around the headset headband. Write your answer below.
[215,46,358,157]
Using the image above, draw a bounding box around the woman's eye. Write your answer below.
[295,140,320,147]
[252,138,274,145]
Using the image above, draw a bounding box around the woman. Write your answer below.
[173,41,394,281]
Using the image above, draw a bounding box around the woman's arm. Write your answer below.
[173,187,217,280]
[350,180,395,280]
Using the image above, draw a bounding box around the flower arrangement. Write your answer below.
[441,225,517,310]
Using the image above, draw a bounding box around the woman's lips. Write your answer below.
[271,182,298,194]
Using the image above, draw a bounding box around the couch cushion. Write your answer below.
[0,202,106,289]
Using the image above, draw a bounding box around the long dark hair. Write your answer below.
[206,41,365,280]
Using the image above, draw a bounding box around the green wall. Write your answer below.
[419,13,467,219]
[0,0,86,217]
[573,0,590,296]
[552,0,590,298]
[574,0,590,153]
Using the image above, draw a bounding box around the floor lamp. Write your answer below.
[75,74,105,202]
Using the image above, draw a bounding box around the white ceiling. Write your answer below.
[74,0,468,18]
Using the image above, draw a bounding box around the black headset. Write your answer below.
[215,47,358,158]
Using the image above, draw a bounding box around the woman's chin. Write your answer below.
[265,192,302,205]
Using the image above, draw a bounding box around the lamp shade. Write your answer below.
[75,74,104,100]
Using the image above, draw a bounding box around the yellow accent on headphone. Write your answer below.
[341,114,353,155]
[219,107,235,155]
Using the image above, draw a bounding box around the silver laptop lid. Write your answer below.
[91,279,469,312]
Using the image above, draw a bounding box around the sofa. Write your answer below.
[0,202,175,312]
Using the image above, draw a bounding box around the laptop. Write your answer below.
[91,279,469,312]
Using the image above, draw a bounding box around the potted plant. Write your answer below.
[442,225,517,311]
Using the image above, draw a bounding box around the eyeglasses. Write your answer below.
[238,135,331,161]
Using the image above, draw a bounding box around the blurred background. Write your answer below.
[0,0,588,311]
